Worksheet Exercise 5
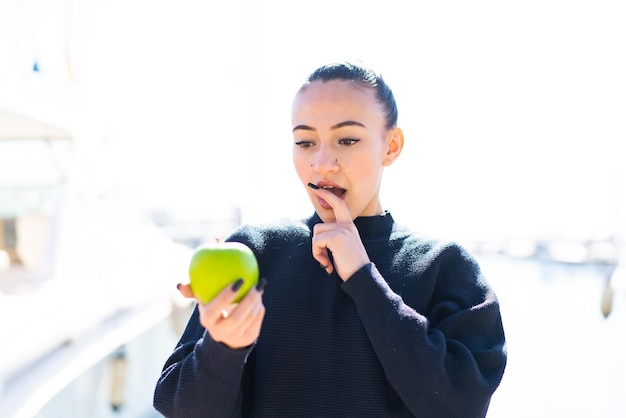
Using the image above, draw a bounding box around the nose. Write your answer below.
[313,145,339,175]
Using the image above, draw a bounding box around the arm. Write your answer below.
[307,187,506,415]
[154,258,265,418]
[342,245,507,418]
[153,306,253,418]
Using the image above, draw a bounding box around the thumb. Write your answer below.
[177,282,195,299]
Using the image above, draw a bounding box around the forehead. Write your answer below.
[291,79,381,125]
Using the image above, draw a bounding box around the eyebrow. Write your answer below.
[292,120,366,133]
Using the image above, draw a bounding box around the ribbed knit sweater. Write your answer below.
[154,212,507,418]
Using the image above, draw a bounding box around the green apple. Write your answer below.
[189,241,259,304]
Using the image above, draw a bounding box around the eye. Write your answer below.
[338,138,360,146]
[295,140,315,148]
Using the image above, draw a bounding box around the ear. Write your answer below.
[383,127,404,166]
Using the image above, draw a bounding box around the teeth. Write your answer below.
[322,186,334,189]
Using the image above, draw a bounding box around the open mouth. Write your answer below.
[320,185,347,199]
[307,182,347,201]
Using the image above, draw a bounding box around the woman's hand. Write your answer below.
[178,279,267,349]
[308,187,370,281]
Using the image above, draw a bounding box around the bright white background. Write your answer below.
[1,0,624,244]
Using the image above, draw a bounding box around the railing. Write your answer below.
[0,299,192,418]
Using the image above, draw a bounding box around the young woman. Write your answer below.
[154,62,507,418]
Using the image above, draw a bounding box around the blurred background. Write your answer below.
[0,0,624,417]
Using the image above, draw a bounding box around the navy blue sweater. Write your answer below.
[154,212,507,417]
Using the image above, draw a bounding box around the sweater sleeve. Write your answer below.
[153,305,253,418]
[341,244,507,418]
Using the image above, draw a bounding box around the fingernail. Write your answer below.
[231,278,244,291]
[256,278,268,291]
[307,182,320,190]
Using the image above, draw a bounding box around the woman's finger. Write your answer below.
[203,285,266,348]
[307,183,353,223]
[199,279,246,323]
[176,282,195,299]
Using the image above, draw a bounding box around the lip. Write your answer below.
[314,180,344,190]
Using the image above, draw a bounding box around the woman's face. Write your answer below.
[291,79,403,222]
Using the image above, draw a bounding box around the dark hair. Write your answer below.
[302,62,398,131]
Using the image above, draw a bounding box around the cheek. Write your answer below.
[351,156,382,183]
[292,155,309,179]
